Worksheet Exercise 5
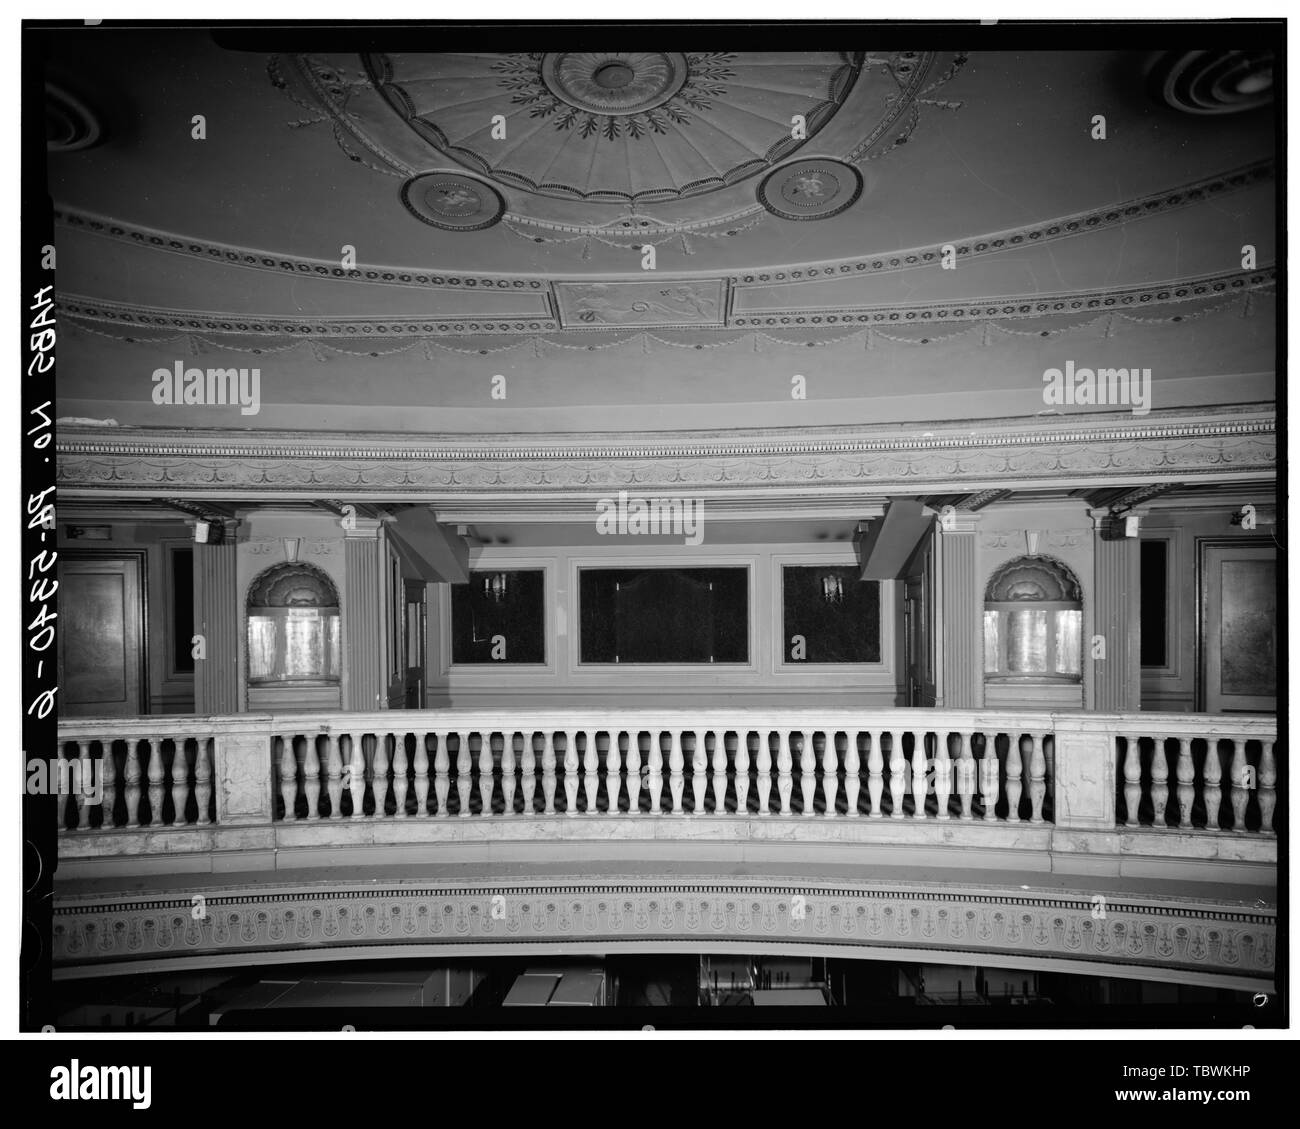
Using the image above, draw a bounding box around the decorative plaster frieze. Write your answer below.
[58,268,1275,341]
[51,159,1272,304]
[54,410,1276,499]
[52,879,1275,983]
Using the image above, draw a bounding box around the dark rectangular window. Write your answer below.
[1140,540,1168,667]
[172,548,194,673]
[450,569,545,664]
[579,567,748,664]
[782,566,881,664]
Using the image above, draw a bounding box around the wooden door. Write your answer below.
[57,554,145,717]
[1201,541,1276,713]
[403,580,427,709]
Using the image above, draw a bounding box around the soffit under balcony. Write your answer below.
[46,32,1277,436]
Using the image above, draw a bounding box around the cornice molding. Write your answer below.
[55,408,1276,499]
[52,877,1275,984]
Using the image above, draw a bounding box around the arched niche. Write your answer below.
[983,555,1083,684]
[246,562,341,687]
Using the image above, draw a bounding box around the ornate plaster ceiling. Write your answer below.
[43,32,1277,438]
[365,51,863,204]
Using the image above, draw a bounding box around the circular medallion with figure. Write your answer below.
[400,172,505,231]
[757,158,863,221]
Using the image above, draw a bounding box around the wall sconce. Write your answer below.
[482,572,509,603]
[821,573,844,605]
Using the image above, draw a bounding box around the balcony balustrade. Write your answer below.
[53,710,1278,843]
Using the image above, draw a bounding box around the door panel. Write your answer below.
[58,556,144,717]
[403,580,426,709]
[1201,542,1276,713]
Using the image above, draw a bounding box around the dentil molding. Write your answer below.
[55,408,1276,500]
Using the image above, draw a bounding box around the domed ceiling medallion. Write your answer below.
[46,81,104,152]
[756,158,863,221]
[364,51,863,204]
[1149,50,1275,115]
[541,52,690,116]
[399,171,505,231]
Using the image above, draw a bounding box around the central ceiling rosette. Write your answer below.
[363,51,863,203]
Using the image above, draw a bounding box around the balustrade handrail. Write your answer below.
[55,707,1279,741]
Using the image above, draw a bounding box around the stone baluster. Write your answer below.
[146,736,166,826]
[711,734,729,814]
[1202,738,1224,830]
[820,733,840,817]
[933,733,953,821]
[910,734,929,820]
[542,732,558,815]
[867,731,884,818]
[455,734,472,818]
[347,736,365,820]
[956,732,975,821]
[586,731,602,814]
[1258,741,1277,836]
[76,740,95,831]
[755,734,772,816]
[372,734,390,819]
[980,737,1000,821]
[843,733,860,817]
[669,731,686,815]
[196,737,214,826]
[1227,738,1251,833]
[170,737,190,826]
[625,734,641,815]
[124,739,143,829]
[501,734,517,817]
[392,735,410,817]
[1149,736,1170,829]
[303,736,323,821]
[1027,734,1047,825]
[1005,735,1025,823]
[648,734,664,814]
[888,733,908,819]
[799,731,816,817]
[777,732,794,816]
[1122,735,1142,828]
[1174,737,1194,829]
[278,735,297,821]
[690,732,707,814]
[563,731,580,816]
[325,734,343,820]
[436,734,454,817]
[413,735,430,818]
[102,741,118,829]
[518,734,536,816]
[479,733,496,817]
[734,734,751,815]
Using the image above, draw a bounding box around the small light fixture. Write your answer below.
[821,573,844,605]
[482,572,508,603]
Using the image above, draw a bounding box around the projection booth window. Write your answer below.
[579,567,749,664]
